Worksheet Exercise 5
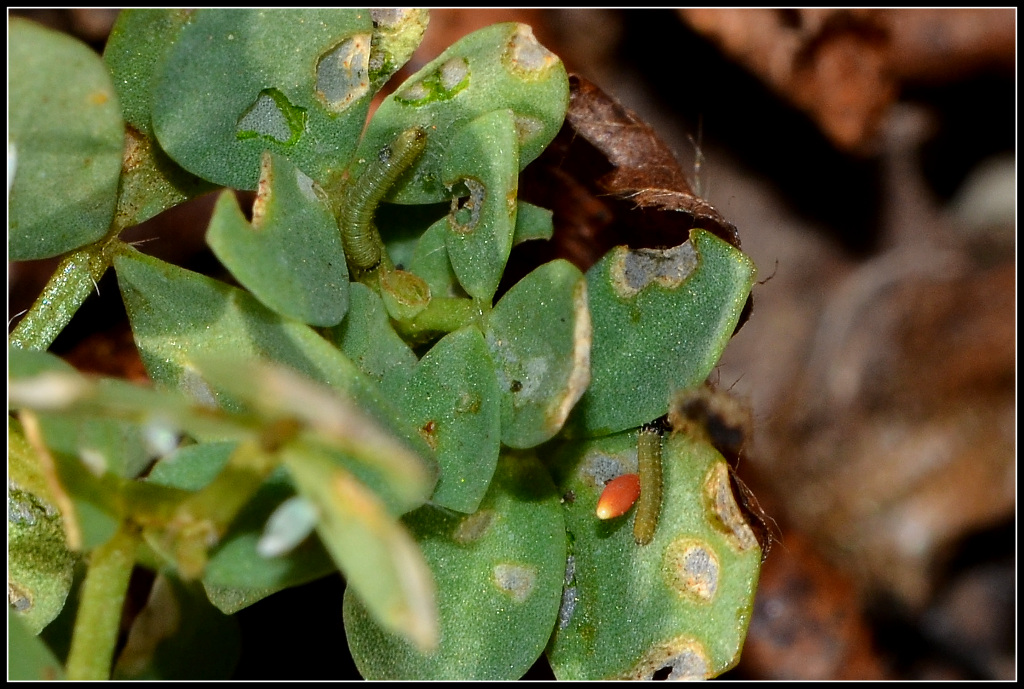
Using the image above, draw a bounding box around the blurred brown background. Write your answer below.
[9,9,1016,680]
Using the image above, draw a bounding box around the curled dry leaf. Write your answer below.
[518,73,748,332]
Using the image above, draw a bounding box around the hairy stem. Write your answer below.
[9,242,115,351]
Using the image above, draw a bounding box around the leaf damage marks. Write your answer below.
[557,553,578,629]
[236,88,307,146]
[492,562,537,603]
[396,57,470,105]
[704,462,759,552]
[503,24,560,78]
[549,278,592,431]
[315,34,371,113]
[609,242,698,299]
[663,538,720,603]
[513,113,543,146]
[448,177,485,234]
[616,635,711,680]
[8,581,33,612]
[251,152,274,229]
[368,8,428,87]
[578,449,637,491]
[452,509,494,545]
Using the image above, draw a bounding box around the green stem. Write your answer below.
[9,243,114,351]
[169,439,280,579]
[392,296,486,341]
[65,523,139,680]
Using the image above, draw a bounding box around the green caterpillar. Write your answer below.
[633,425,663,545]
[340,126,427,270]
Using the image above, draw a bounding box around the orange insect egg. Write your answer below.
[595,473,641,520]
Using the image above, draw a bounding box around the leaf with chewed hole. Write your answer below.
[441,109,520,302]
[545,430,761,680]
[152,9,374,189]
[393,327,500,513]
[569,229,755,437]
[9,18,124,260]
[344,451,565,679]
[283,445,438,653]
[484,260,591,449]
[206,152,349,327]
[353,22,568,205]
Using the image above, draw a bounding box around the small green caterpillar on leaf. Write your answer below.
[340,126,427,270]
[633,425,663,545]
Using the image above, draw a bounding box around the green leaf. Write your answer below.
[344,451,566,679]
[394,327,501,513]
[8,612,66,680]
[355,22,569,205]
[145,441,236,491]
[103,9,194,137]
[484,260,591,448]
[377,200,449,271]
[13,350,154,480]
[112,575,241,679]
[206,152,350,327]
[441,108,520,301]
[8,17,124,260]
[545,430,761,679]
[152,8,375,190]
[8,354,124,553]
[283,446,438,652]
[103,10,217,230]
[569,229,756,437]
[327,282,418,397]
[408,217,465,299]
[114,249,438,512]
[8,479,77,635]
[512,200,554,245]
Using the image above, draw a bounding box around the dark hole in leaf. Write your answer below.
[652,665,674,680]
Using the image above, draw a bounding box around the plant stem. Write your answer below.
[169,439,280,579]
[65,523,139,680]
[392,296,486,341]
[8,244,111,351]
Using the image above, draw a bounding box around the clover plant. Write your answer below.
[8,9,760,680]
